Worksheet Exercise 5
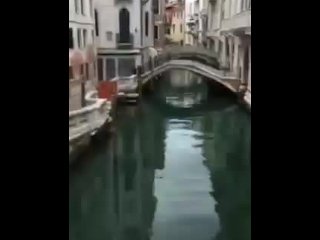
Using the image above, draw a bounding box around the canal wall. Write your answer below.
[69,91,113,164]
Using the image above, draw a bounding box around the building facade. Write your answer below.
[69,0,97,110]
[188,0,251,103]
[153,0,166,51]
[165,0,185,45]
[94,0,154,82]
[217,0,251,102]
[184,0,199,45]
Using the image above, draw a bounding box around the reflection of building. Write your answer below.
[201,106,251,240]
[169,70,201,87]
[94,0,154,81]
[158,70,208,108]
[115,105,165,239]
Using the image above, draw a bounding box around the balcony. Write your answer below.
[221,10,251,33]
[116,33,134,49]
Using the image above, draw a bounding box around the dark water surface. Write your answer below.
[69,70,251,240]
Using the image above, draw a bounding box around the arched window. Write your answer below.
[119,8,130,43]
[145,12,149,36]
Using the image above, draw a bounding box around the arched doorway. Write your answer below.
[119,8,130,43]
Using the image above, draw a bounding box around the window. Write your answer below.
[106,59,116,80]
[119,8,130,43]
[180,24,182,33]
[154,26,159,40]
[118,58,135,77]
[95,10,99,36]
[166,27,170,35]
[69,28,74,49]
[97,58,103,81]
[80,0,84,15]
[145,12,149,36]
[75,0,79,13]
[83,29,87,47]
[77,29,81,48]
[106,31,113,41]
[153,0,159,14]
[173,24,175,33]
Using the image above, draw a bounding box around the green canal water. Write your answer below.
[69,70,251,240]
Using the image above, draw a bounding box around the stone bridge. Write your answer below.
[158,45,220,69]
[142,60,240,93]
[113,60,241,95]
[112,45,244,99]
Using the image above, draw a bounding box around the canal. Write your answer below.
[69,70,251,240]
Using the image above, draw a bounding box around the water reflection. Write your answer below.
[160,70,207,108]
[69,70,251,240]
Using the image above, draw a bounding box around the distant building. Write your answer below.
[153,0,166,51]
[165,0,185,45]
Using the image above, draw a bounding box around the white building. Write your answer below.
[218,0,251,103]
[69,0,97,110]
[189,0,251,104]
[94,0,155,81]
[184,0,199,46]
[69,0,96,77]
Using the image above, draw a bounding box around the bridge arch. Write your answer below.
[141,60,240,93]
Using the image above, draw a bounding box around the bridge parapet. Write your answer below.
[159,45,220,69]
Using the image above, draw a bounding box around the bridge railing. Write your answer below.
[69,91,112,142]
